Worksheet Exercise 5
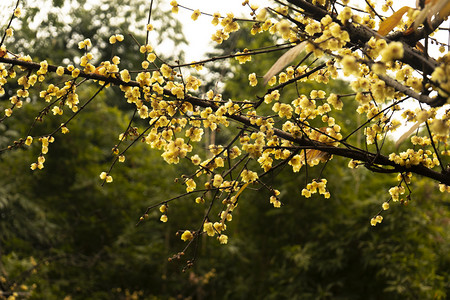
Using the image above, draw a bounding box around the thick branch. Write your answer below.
[377,73,445,106]
[285,0,439,71]
[0,56,135,87]
[285,0,443,106]
[214,106,450,185]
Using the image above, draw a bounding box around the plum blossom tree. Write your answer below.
[0,0,449,268]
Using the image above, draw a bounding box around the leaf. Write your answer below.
[298,128,333,166]
[413,0,449,30]
[395,121,422,149]
[415,42,425,52]
[378,6,412,36]
[441,1,450,19]
[305,149,331,162]
[262,41,307,85]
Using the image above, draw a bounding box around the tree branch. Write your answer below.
[1,55,448,185]
[285,0,440,81]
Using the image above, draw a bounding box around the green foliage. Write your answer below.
[0,2,449,300]
[170,160,449,300]
[11,0,186,65]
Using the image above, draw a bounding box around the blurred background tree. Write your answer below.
[0,1,449,300]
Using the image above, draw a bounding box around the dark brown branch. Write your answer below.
[285,0,441,84]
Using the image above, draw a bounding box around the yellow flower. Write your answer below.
[25,136,33,146]
[212,12,221,26]
[120,69,131,83]
[38,155,45,164]
[203,222,215,236]
[235,49,252,64]
[213,174,223,188]
[301,188,311,198]
[6,28,13,37]
[248,73,258,86]
[241,169,258,182]
[190,154,201,165]
[52,106,62,115]
[270,196,281,208]
[170,0,178,13]
[181,230,193,241]
[4,108,12,117]
[195,197,205,204]
[160,214,168,222]
[71,68,80,78]
[139,45,153,55]
[191,9,201,21]
[268,76,277,86]
[37,60,48,75]
[160,64,172,78]
[159,204,167,213]
[218,234,228,244]
[321,15,332,26]
[338,7,352,23]
[186,178,196,192]
[439,184,450,193]
[305,22,321,35]
[327,93,343,110]
[61,126,69,134]
[56,66,65,76]
[14,8,22,17]
[380,41,404,63]
[112,56,120,65]
[78,38,91,49]
[340,55,358,76]
[213,222,226,233]
[83,38,92,47]
[147,53,156,62]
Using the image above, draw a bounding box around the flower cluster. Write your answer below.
[389,149,440,168]
[210,13,239,44]
[1,1,449,266]
[301,179,330,198]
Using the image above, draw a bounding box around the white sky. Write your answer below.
[169,0,446,61]
[1,0,445,61]
[166,0,270,61]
